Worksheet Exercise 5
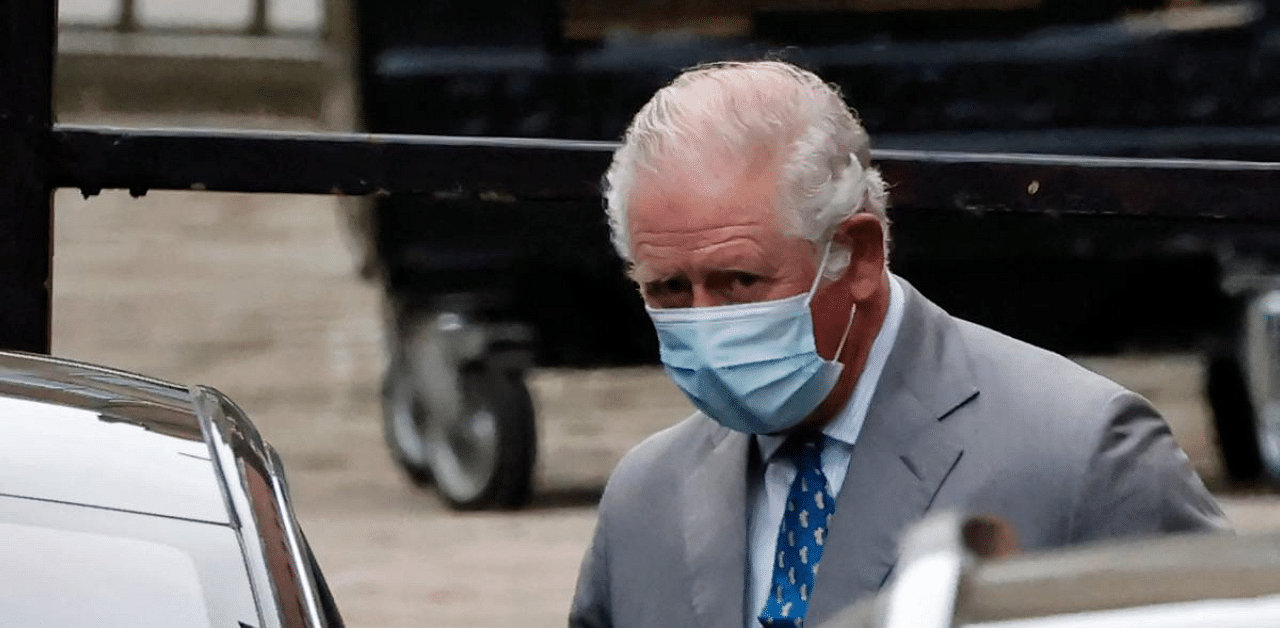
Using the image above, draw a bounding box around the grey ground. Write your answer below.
[48,112,1280,628]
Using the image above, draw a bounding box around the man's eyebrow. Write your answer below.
[635,269,690,288]
[639,272,683,284]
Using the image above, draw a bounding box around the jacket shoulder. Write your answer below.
[952,317,1128,413]
[601,413,720,501]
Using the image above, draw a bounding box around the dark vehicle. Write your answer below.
[352,0,1280,508]
[0,351,343,628]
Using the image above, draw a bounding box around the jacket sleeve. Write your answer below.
[1067,390,1231,543]
[569,504,613,628]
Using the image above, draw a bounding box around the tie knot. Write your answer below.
[779,433,824,469]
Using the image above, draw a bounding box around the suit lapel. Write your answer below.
[682,423,751,628]
[807,277,977,625]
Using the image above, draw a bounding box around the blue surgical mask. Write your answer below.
[646,243,855,434]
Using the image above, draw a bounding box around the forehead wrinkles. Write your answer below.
[632,224,765,251]
[631,232,778,282]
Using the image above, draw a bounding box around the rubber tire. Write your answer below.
[1206,351,1264,482]
[382,361,435,487]
[437,363,537,510]
[381,359,536,510]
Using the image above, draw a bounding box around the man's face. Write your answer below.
[627,158,820,310]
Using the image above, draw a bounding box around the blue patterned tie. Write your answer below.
[758,435,836,628]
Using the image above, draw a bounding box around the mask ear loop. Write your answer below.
[803,238,836,306]
[807,237,859,363]
[832,302,857,363]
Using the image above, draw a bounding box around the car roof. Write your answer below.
[0,351,230,524]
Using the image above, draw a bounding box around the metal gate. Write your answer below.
[7,0,1280,506]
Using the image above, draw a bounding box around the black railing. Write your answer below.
[50,126,1280,223]
[5,0,1280,353]
[1,0,57,354]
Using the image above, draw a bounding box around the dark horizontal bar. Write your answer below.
[51,125,617,200]
[49,124,1280,223]
[876,150,1280,223]
[875,126,1280,161]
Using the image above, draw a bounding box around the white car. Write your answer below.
[0,350,344,628]
[828,513,1278,628]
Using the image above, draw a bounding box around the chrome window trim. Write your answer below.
[265,445,325,628]
[195,384,324,628]
[193,385,280,628]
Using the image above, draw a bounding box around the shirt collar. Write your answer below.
[756,273,906,461]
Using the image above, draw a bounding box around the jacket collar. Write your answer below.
[806,276,978,624]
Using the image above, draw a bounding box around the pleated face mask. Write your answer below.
[646,242,854,434]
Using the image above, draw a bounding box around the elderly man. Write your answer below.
[569,61,1227,628]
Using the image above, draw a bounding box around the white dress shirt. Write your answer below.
[743,274,905,628]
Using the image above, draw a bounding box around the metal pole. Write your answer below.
[118,0,137,32]
[249,0,269,35]
[322,0,352,49]
[0,0,56,353]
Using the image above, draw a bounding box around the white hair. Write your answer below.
[603,60,890,279]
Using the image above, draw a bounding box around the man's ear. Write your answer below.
[835,213,885,301]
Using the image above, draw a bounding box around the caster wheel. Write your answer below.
[382,312,536,509]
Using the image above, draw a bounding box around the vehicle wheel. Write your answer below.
[382,353,536,509]
[382,361,435,487]
[1206,351,1263,482]
[425,362,536,510]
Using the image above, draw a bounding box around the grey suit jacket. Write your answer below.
[569,277,1228,628]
